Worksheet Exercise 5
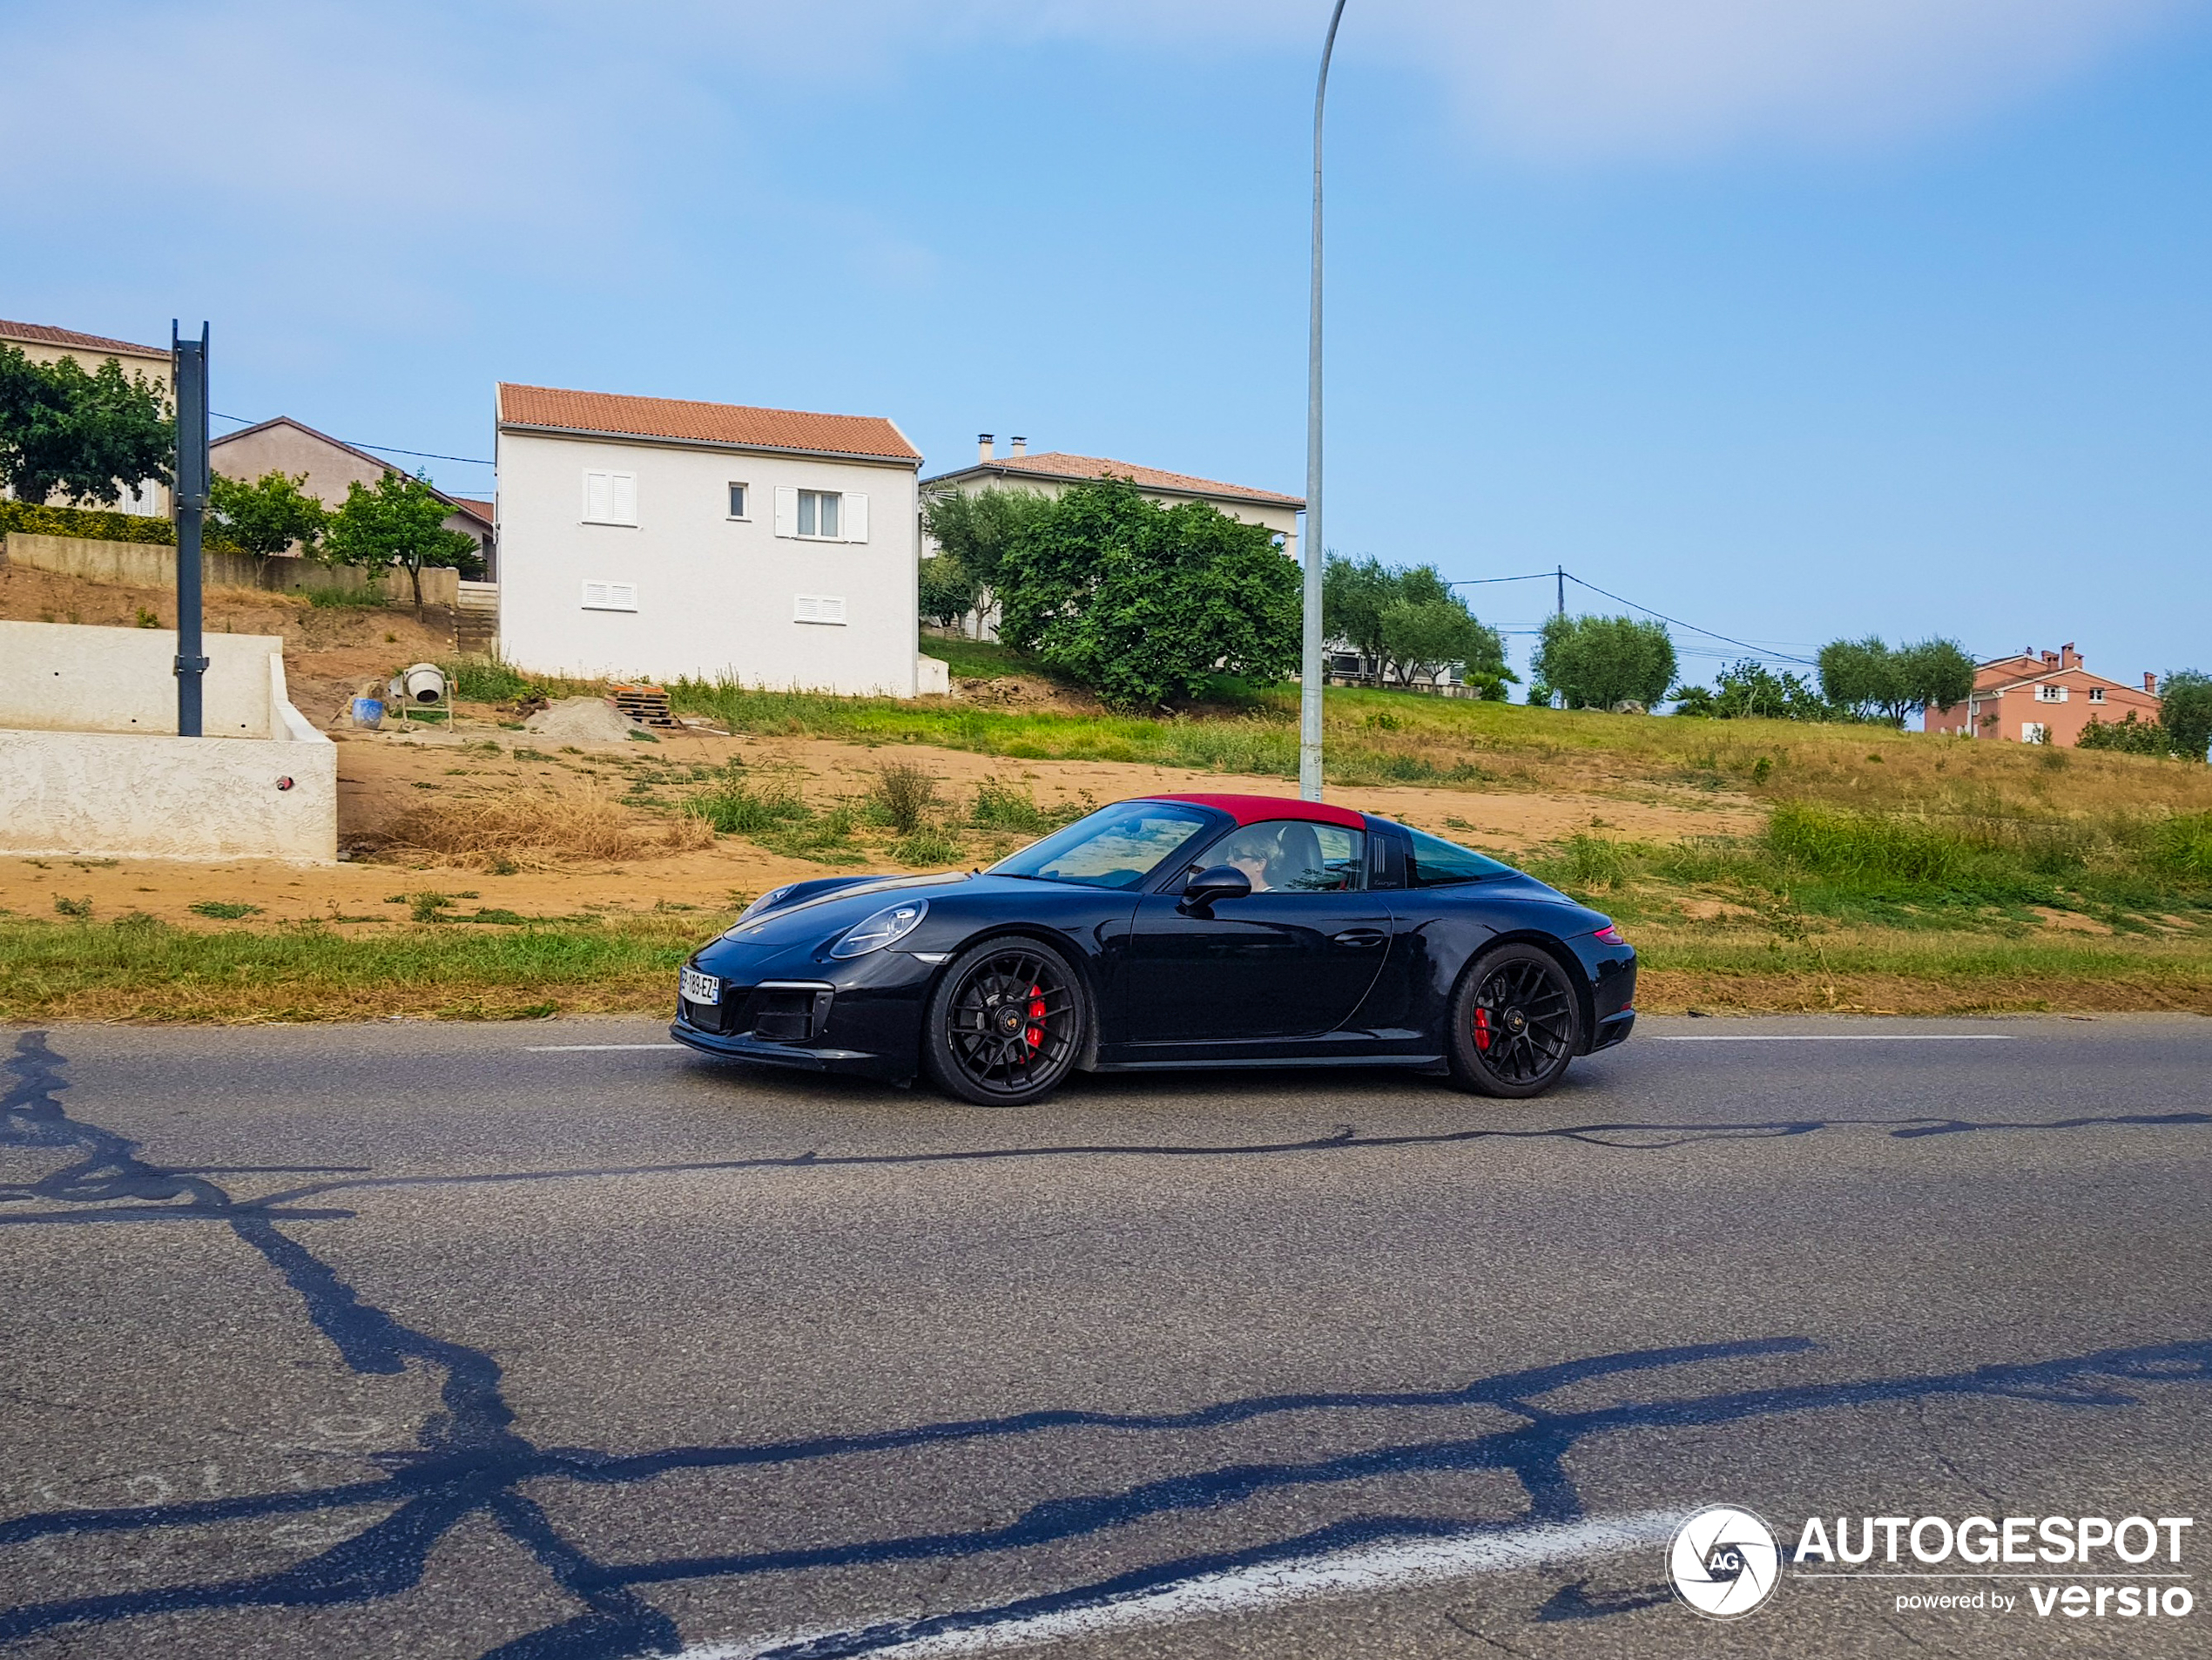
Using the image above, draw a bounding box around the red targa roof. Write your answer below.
[1149,793,1366,830]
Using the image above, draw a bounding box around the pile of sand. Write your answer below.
[523,697,644,747]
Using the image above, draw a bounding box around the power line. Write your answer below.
[1562,571,1818,666]
[1447,571,1555,586]
[210,410,496,469]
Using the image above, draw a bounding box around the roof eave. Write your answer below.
[917,459,1303,509]
[497,421,921,469]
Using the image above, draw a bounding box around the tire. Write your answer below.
[1445,942,1581,1098]
[921,936,1087,1107]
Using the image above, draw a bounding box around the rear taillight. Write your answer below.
[1592,923,1627,946]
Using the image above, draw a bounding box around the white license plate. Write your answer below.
[680,967,719,1005]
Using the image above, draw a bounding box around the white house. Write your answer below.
[495,383,929,695]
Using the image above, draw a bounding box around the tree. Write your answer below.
[920,486,1050,626]
[1530,614,1676,711]
[323,471,481,609]
[1671,658,1834,721]
[2161,671,2212,763]
[1321,554,1393,679]
[210,469,327,571]
[1817,635,1975,725]
[995,476,1299,709]
[0,344,172,508]
[2077,711,2169,756]
[1322,554,1509,695]
[917,551,979,630]
[1378,597,1511,696]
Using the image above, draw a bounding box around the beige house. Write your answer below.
[919,435,1303,638]
[211,415,495,573]
[0,318,174,516]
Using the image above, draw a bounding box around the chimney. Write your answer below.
[978,434,995,462]
[2146,672,2159,695]
[2042,651,2060,668]
[1010,435,1028,457]
[2061,642,2080,669]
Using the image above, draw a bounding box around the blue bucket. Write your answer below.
[351,697,386,730]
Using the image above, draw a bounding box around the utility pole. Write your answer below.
[172,322,210,737]
[1556,563,1565,618]
[1298,0,1351,802]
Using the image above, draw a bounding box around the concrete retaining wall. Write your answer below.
[0,619,282,736]
[3,532,460,609]
[0,726,337,861]
[0,618,338,861]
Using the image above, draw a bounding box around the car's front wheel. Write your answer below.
[1446,942,1581,1098]
[921,937,1087,1107]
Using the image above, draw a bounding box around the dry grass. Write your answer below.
[377,792,713,868]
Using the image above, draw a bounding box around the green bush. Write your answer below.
[1766,802,1965,885]
[683,768,810,834]
[2152,813,2212,880]
[995,477,1299,710]
[307,583,388,609]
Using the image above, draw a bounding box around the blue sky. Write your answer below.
[7,0,2209,687]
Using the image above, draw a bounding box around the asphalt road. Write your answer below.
[3,1013,2209,1659]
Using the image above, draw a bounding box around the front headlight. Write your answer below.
[830,900,928,959]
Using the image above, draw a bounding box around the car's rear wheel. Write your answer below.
[922,937,1086,1107]
[1446,942,1581,1098]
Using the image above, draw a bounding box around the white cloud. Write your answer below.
[975,0,2207,160]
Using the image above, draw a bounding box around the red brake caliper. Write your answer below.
[1025,983,1047,1049]
[1473,1008,1493,1052]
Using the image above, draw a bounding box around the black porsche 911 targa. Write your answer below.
[671,793,1635,1105]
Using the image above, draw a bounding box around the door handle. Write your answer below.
[1332,928,1386,948]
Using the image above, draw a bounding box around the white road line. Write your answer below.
[1656,1034,2014,1042]
[524,1043,686,1052]
[678,1509,1681,1660]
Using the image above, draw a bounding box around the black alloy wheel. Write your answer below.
[1446,942,1581,1098]
[922,937,1087,1107]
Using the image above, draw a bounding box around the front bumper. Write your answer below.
[669,1016,906,1079]
[671,944,937,1083]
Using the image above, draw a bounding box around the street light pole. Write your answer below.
[1298,0,1350,802]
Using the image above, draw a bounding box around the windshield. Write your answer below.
[1405,827,1516,887]
[988,801,1217,889]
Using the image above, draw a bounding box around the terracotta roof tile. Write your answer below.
[448,497,495,523]
[927,450,1303,509]
[498,383,919,462]
[0,318,166,358]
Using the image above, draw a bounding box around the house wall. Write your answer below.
[3,338,173,517]
[0,620,336,860]
[1926,664,2162,744]
[211,423,491,557]
[496,429,921,695]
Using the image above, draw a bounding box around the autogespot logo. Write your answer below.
[1670,1505,1783,1619]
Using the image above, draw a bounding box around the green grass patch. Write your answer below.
[0,914,717,1022]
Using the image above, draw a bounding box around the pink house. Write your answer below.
[1924,644,2161,745]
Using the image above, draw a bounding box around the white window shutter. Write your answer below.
[584,471,610,522]
[794,594,847,624]
[611,473,637,524]
[845,492,868,543]
[774,486,798,537]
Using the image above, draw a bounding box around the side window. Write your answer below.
[1404,827,1513,887]
[1193,821,1365,894]
[582,469,637,525]
[727,482,748,519]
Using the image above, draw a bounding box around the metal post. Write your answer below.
[1299,0,1350,802]
[172,322,210,737]
[1555,563,1565,617]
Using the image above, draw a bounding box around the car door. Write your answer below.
[1125,820,1392,1044]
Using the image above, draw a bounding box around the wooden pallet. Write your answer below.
[610,684,679,727]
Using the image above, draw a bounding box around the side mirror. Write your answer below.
[1178,864,1251,915]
